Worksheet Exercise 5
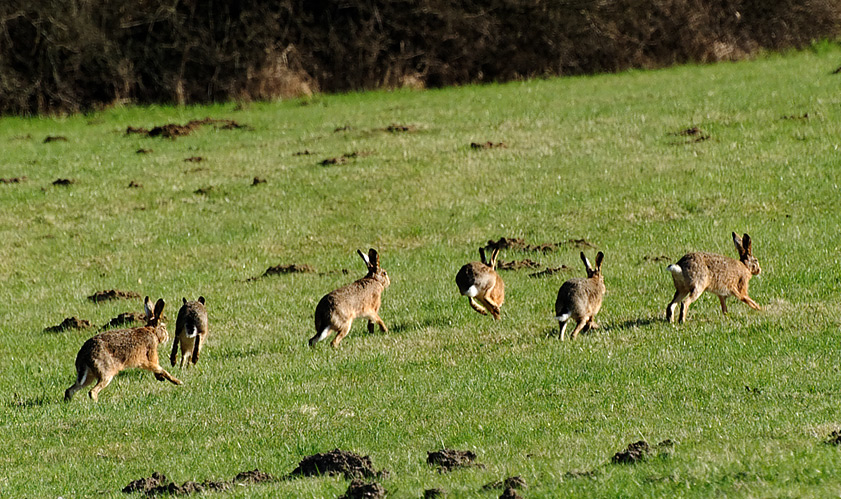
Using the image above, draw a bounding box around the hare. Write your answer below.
[456,247,505,320]
[65,297,181,401]
[555,251,605,340]
[666,232,762,324]
[309,249,390,348]
[170,296,209,367]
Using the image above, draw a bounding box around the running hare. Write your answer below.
[65,297,181,401]
[666,232,762,324]
[170,296,209,367]
[555,251,605,340]
[310,249,390,348]
[456,247,505,320]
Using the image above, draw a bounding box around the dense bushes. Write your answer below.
[1,0,839,115]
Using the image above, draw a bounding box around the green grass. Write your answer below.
[2,43,841,497]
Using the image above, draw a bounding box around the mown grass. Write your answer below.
[1,43,841,497]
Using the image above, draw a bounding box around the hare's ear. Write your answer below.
[144,296,153,319]
[490,247,500,269]
[368,248,380,269]
[580,251,593,271]
[357,249,371,268]
[742,234,752,254]
[182,297,187,305]
[595,251,604,270]
[154,299,166,320]
[479,247,487,265]
[198,296,205,305]
[732,232,744,254]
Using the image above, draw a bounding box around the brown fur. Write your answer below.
[170,296,209,367]
[666,232,762,324]
[310,249,390,348]
[555,251,605,340]
[456,247,505,320]
[64,297,181,402]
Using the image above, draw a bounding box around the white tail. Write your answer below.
[462,285,479,297]
[555,312,571,322]
[186,325,198,338]
[667,264,681,274]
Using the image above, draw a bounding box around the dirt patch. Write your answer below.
[485,237,596,253]
[528,266,571,278]
[88,289,141,303]
[334,125,352,132]
[234,469,275,483]
[52,178,74,186]
[611,440,650,464]
[101,312,146,330]
[263,264,316,276]
[128,181,143,188]
[470,141,507,149]
[127,118,248,139]
[385,123,416,132]
[194,186,213,195]
[643,255,670,263]
[43,135,68,143]
[122,469,274,496]
[564,469,598,479]
[483,476,527,490]
[781,113,809,120]
[826,431,841,445]
[0,176,26,183]
[339,479,386,499]
[184,156,204,162]
[289,449,386,480]
[293,150,315,156]
[136,148,153,154]
[497,259,542,271]
[499,487,523,499]
[424,488,446,498]
[426,449,483,472]
[252,176,266,186]
[44,317,92,333]
[321,156,348,166]
[671,126,709,143]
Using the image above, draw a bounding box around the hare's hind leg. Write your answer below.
[740,294,762,311]
[557,320,569,341]
[666,289,689,323]
[331,322,353,348]
[170,336,180,367]
[570,317,590,340]
[89,374,114,401]
[149,364,182,385]
[64,366,95,401]
[679,287,704,324]
[468,297,488,315]
[479,296,501,320]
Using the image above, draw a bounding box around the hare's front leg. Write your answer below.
[468,297,488,315]
[718,295,728,315]
[151,366,181,385]
[740,295,762,311]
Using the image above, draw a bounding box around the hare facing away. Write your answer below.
[65,297,181,402]
[309,249,390,348]
[170,296,209,367]
[554,251,605,340]
[456,247,505,320]
[666,232,762,324]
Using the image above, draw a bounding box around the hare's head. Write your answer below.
[581,251,604,280]
[358,248,390,288]
[144,296,169,343]
[732,232,760,276]
[479,246,500,271]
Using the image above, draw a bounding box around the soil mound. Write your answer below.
[44,317,92,333]
[470,141,507,149]
[528,266,571,278]
[499,487,523,499]
[127,118,247,139]
[234,469,275,483]
[483,476,527,490]
[827,431,841,445]
[339,479,386,499]
[88,289,141,303]
[426,449,482,472]
[289,449,384,480]
[612,440,650,464]
[496,259,541,271]
[122,472,168,493]
[0,176,26,183]
[264,264,316,276]
[101,312,146,330]
[122,469,273,496]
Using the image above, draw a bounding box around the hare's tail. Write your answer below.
[667,264,686,286]
[460,285,479,297]
[186,324,198,338]
[555,312,571,322]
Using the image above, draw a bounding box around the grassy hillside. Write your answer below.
[1,43,841,497]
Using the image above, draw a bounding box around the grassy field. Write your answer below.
[1,42,841,498]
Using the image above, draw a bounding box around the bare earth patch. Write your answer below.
[126,118,249,139]
[100,312,146,330]
[612,440,651,464]
[88,289,141,303]
[426,449,483,472]
[671,126,710,143]
[470,141,507,149]
[44,317,92,333]
[0,176,26,183]
[43,135,68,143]
[289,449,387,480]
[496,259,542,271]
[499,487,524,499]
[339,479,387,499]
[485,237,596,253]
[483,476,527,491]
[122,469,274,496]
[528,266,571,278]
[52,178,75,186]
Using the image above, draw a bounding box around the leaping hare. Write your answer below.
[170,296,209,367]
[310,249,390,348]
[65,297,181,401]
[555,251,605,340]
[666,232,762,324]
[456,247,505,320]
